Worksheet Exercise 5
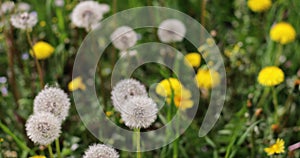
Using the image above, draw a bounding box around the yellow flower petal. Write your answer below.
[270,22,296,44]
[258,66,284,86]
[68,77,86,91]
[247,0,272,12]
[30,41,55,60]
[156,78,182,97]
[185,53,201,67]
[195,68,220,89]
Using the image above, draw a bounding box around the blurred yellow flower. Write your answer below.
[270,22,296,44]
[156,78,193,110]
[195,68,220,89]
[0,138,3,142]
[68,77,86,91]
[264,138,285,156]
[247,0,272,12]
[258,66,284,86]
[185,53,201,67]
[106,111,113,117]
[39,21,46,27]
[156,78,182,97]
[30,41,55,60]
[30,156,46,158]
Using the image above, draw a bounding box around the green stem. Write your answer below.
[256,87,270,107]
[48,144,54,158]
[26,31,44,88]
[55,138,61,158]
[274,44,283,66]
[272,87,279,123]
[135,128,141,158]
[173,111,180,158]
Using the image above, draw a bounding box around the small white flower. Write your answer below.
[71,1,110,31]
[33,86,71,122]
[54,0,64,7]
[1,1,15,14]
[10,12,38,30]
[111,79,147,112]
[26,112,61,145]
[110,26,138,50]
[83,144,119,158]
[121,96,158,129]
[157,19,186,43]
[17,2,30,12]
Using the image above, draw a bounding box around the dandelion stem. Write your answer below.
[55,138,62,158]
[257,87,270,108]
[274,44,283,66]
[26,31,44,88]
[135,128,141,158]
[272,87,279,123]
[48,144,54,158]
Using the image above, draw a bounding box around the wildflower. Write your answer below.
[185,53,201,68]
[264,138,285,156]
[17,2,31,12]
[39,21,46,27]
[171,88,193,110]
[0,1,15,14]
[121,96,158,129]
[155,78,182,97]
[25,112,61,145]
[0,138,3,142]
[10,12,38,30]
[71,1,110,31]
[258,66,284,86]
[270,22,296,45]
[83,144,119,158]
[195,68,220,89]
[33,86,70,122]
[30,41,54,60]
[106,111,114,117]
[30,156,46,158]
[110,26,138,51]
[111,79,147,112]
[157,19,186,43]
[68,76,86,91]
[247,0,272,12]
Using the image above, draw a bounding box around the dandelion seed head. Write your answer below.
[157,19,186,43]
[17,2,30,12]
[71,1,109,31]
[83,144,119,158]
[25,112,61,145]
[34,86,70,121]
[110,26,138,50]
[10,12,38,30]
[1,1,15,14]
[121,96,158,129]
[111,79,147,112]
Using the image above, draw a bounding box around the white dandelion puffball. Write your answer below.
[110,26,138,50]
[71,1,110,31]
[121,96,158,129]
[83,144,119,158]
[157,19,186,43]
[34,86,71,122]
[111,79,147,112]
[17,2,31,12]
[26,112,61,145]
[10,12,38,30]
[1,1,15,14]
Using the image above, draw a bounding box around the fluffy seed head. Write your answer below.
[71,1,110,31]
[25,112,61,145]
[121,96,158,129]
[1,1,15,14]
[83,144,119,158]
[17,2,31,12]
[157,19,186,43]
[111,79,147,112]
[110,26,138,50]
[10,12,37,30]
[34,86,70,122]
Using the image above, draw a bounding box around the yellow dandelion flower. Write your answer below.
[258,66,284,86]
[270,22,296,44]
[68,76,86,91]
[30,41,55,60]
[156,78,182,97]
[247,0,272,12]
[185,53,201,68]
[39,21,46,27]
[105,111,114,117]
[172,88,193,110]
[195,68,220,89]
[264,138,285,156]
[0,138,3,142]
[30,156,46,158]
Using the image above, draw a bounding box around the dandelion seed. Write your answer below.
[33,86,70,122]
[270,22,296,45]
[83,144,119,158]
[110,26,138,51]
[71,1,110,31]
[26,112,61,145]
[111,79,147,112]
[10,12,38,30]
[121,96,158,129]
[0,1,15,14]
[157,19,186,43]
[258,66,284,87]
[247,0,272,12]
